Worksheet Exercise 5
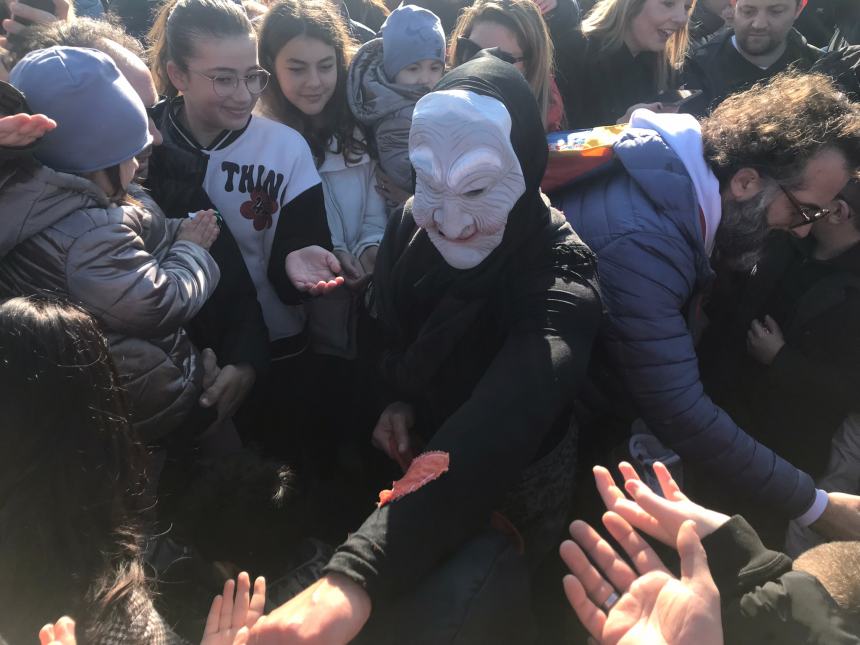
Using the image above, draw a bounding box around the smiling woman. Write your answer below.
[554,0,694,128]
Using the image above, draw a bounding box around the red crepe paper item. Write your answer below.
[377,451,450,507]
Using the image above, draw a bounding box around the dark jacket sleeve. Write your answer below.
[267,183,334,305]
[767,290,860,415]
[702,516,860,644]
[323,256,602,599]
[189,223,270,378]
[598,231,817,518]
[680,51,717,118]
[553,28,589,127]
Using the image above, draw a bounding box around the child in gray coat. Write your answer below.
[347,4,446,207]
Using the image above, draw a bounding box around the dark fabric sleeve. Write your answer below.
[553,28,589,127]
[703,517,860,645]
[597,231,817,518]
[545,0,580,46]
[186,223,270,378]
[679,54,715,118]
[267,183,334,306]
[701,515,793,598]
[768,314,860,414]
[323,258,602,599]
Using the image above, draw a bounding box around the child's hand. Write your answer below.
[372,401,416,467]
[358,246,378,276]
[285,245,344,295]
[746,315,785,365]
[39,616,76,645]
[374,169,410,209]
[201,572,266,645]
[334,250,368,289]
[178,210,220,250]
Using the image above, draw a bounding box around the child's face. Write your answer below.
[168,34,263,140]
[274,35,338,118]
[394,59,444,88]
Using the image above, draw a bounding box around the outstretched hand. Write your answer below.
[201,572,267,645]
[0,112,56,147]
[562,516,723,645]
[3,0,70,34]
[811,491,860,540]
[593,462,731,547]
[285,245,344,296]
[39,617,76,645]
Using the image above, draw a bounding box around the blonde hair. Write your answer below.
[581,0,692,91]
[449,0,554,128]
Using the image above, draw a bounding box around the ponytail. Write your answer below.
[146,0,255,97]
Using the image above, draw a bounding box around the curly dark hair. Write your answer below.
[702,71,860,188]
[3,16,145,70]
[258,0,367,168]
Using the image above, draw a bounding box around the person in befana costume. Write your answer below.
[249,53,603,645]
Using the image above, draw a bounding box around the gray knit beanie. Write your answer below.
[381,4,446,82]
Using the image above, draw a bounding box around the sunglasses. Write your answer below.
[779,184,831,230]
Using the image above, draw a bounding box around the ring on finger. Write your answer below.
[602,591,620,611]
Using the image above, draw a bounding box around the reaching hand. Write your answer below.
[810,492,860,540]
[358,245,378,276]
[199,363,256,422]
[177,210,220,250]
[285,245,344,295]
[0,112,56,147]
[594,462,731,547]
[746,315,785,366]
[39,617,76,645]
[374,169,410,209]
[3,0,70,34]
[371,401,415,466]
[201,572,267,645]
[248,573,371,645]
[563,516,723,645]
[201,347,221,391]
[531,0,557,14]
[333,250,367,289]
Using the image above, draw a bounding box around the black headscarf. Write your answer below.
[372,53,571,395]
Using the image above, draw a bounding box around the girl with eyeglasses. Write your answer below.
[147,0,347,455]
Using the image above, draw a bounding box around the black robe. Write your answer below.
[323,55,602,600]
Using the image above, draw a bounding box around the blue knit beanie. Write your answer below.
[381,5,446,82]
[10,46,152,174]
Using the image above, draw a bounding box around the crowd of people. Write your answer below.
[0,0,859,642]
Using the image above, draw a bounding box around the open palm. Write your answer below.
[201,572,266,645]
[285,246,343,295]
[605,567,721,645]
[562,515,723,645]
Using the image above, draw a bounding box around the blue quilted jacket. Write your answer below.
[559,127,816,519]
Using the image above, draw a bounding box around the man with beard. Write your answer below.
[557,71,860,542]
[682,0,822,115]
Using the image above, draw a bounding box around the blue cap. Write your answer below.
[10,46,152,175]
[381,4,446,81]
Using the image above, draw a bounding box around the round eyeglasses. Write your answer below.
[191,69,270,97]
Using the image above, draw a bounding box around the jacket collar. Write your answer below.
[153,96,250,154]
